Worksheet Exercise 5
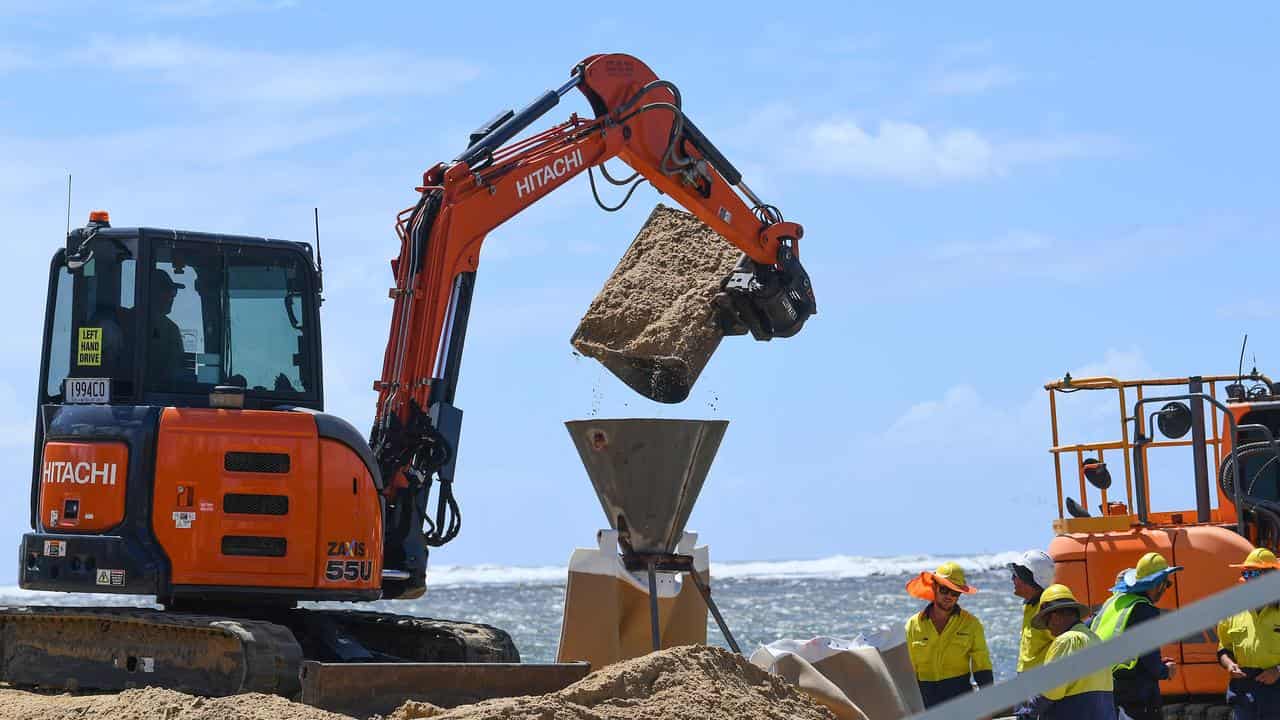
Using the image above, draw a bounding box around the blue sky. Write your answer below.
[2,3,1279,583]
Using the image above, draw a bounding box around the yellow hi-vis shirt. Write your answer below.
[1043,623,1114,701]
[905,606,993,681]
[1218,605,1280,668]
[1017,600,1054,672]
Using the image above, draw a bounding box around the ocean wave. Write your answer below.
[713,551,1025,580]
[416,551,1026,586]
[0,552,1025,599]
[428,563,568,587]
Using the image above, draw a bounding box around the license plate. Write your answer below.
[64,377,110,404]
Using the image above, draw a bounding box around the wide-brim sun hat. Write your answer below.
[906,561,977,601]
[1111,552,1183,593]
[1230,547,1280,570]
[1230,548,1280,582]
[1031,584,1090,630]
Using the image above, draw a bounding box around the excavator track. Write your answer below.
[0,606,303,696]
[283,609,519,663]
[0,606,522,698]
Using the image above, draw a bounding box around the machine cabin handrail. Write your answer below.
[1043,372,1273,527]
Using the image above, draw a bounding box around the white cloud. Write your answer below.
[808,119,1117,183]
[882,348,1152,456]
[930,65,1019,96]
[0,115,373,189]
[0,48,30,73]
[1217,299,1279,321]
[77,37,478,109]
[134,0,297,16]
[930,230,1051,261]
[0,382,35,450]
[856,347,1154,547]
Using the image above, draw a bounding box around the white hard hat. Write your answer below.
[1008,550,1055,590]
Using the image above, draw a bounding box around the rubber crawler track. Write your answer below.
[0,606,303,696]
[0,606,519,697]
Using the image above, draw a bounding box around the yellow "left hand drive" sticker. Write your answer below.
[78,327,102,366]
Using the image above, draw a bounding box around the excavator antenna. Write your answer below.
[64,174,72,236]
[314,206,324,296]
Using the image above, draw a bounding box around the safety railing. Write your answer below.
[1044,373,1272,525]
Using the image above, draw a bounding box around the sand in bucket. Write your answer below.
[571,204,741,403]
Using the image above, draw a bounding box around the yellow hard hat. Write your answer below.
[1114,552,1183,593]
[1031,584,1089,629]
[1230,547,1280,570]
[906,561,977,600]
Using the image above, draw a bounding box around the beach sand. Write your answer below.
[0,646,836,720]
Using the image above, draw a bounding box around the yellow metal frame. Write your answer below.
[1044,374,1260,528]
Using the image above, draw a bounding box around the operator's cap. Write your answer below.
[1230,547,1280,571]
[1031,584,1090,630]
[1007,549,1055,590]
[151,268,186,291]
[1113,552,1183,593]
[907,561,977,601]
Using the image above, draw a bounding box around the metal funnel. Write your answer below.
[566,419,728,555]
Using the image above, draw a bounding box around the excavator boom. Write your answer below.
[371,54,816,597]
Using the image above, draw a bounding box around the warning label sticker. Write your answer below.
[172,511,195,529]
[43,540,66,557]
[95,569,126,586]
[77,327,102,366]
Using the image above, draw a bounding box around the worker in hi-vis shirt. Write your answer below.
[1091,552,1182,720]
[1016,584,1116,720]
[904,562,994,708]
[1008,549,1056,673]
[1217,548,1280,720]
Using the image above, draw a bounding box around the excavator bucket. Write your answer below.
[571,205,741,403]
[572,204,815,403]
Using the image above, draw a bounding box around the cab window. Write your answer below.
[226,258,307,393]
[44,239,138,400]
[145,241,314,398]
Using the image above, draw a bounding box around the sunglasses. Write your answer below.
[1242,569,1273,580]
[936,585,962,598]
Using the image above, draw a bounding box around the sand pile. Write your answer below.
[0,687,351,720]
[388,645,836,720]
[572,204,742,403]
[0,646,835,720]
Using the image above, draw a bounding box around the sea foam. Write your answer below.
[0,551,1025,599]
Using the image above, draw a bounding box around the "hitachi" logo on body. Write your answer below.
[514,149,584,198]
[42,461,119,485]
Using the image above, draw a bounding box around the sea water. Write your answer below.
[0,552,1030,679]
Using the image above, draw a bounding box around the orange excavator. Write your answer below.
[1045,370,1280,716]
[13,53,815,699]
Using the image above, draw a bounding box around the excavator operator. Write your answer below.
[148,268,190,384]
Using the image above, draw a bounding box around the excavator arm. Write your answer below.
[370,53,815,597]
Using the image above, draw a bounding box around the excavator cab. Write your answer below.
[43,212,322,411]
[24,212,406,605]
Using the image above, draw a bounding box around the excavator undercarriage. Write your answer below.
[0,605,530,705]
